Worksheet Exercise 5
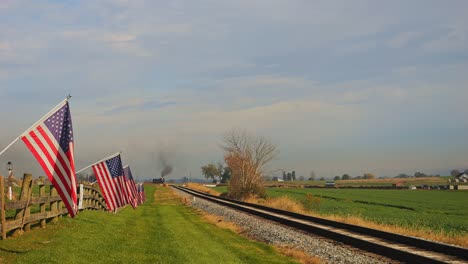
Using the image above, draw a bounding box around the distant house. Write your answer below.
[325,181,336,188]
[449,173,468,190]
[456,173,468,181]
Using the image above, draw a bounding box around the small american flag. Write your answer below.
[137,183,145,204]
[21,101,78,217]
[92,154,127,210]
[124,166,138,208]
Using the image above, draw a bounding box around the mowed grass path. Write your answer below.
[0,185,297,264]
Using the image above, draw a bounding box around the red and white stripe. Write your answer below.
[92,162,125,210]
[21,124,77,217]
[115,176,128,206]
[125,177,138,208]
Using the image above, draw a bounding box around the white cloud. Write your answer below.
[102,34,136,43]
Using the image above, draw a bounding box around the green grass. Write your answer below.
[0,185,298,264]
[212,186,468,236]
[264,176,450,187]
[275,188,467,235]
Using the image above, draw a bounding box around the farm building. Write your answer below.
[448,173,468,190]
[456,173,468,180]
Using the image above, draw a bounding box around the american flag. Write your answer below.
[92,154,127,211]
[137,183,145,204]
[124,166,138,208]
[21,101,78,217]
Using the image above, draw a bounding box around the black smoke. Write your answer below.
[159,152,173,178]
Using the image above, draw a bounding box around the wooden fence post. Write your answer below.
[13,173,33,235]
[39,176,46,228]
[0,176,6,240]
[57,195,63,218]
[50,185,58,223]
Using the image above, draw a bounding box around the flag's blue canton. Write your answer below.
[44,102,73,152]
[106,155,124,178]
[124,167,134,180]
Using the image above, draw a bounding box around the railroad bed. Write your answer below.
[173,185,468,264]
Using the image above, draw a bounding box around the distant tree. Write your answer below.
[221,167,232,183]
[272,176,279,181]
[319,177,325,181]
[282,171,286,181]
[287,172,292,181]
[309,171,316,181]
[341,174,351,180]
[363,173,376,179]
[88,174,96,182]
[396,173,409,178]
[76,173,86,182]
[299,176,305,181]
[201,163,221,181]
[292,171,296,181]
[465,169,468,174]
[450,169,460,177]
[216,161,224,178]
[414,172,426,178]
[334,176,340,180]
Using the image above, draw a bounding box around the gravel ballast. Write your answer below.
[173,188,391,264]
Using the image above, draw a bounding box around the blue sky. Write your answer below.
[1,0,467,180]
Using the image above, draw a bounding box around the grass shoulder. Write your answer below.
[0,184,300,264]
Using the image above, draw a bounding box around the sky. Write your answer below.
[0,0,467,180]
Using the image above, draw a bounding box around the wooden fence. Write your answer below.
[0,173,107,240]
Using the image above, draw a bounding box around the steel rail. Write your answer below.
[173,185,468,264]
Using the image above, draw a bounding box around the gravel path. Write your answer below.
[173,188,392,264]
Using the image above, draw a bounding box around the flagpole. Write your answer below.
[75,151,122,174]
[0,95,71,157]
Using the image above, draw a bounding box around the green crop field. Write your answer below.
[213,186,468,236]
[0,185,298,264]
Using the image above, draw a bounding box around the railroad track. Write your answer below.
[173,185,468,264]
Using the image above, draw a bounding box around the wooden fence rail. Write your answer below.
[0,173,107,239]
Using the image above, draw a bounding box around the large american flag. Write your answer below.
[21,101,78,217]
[124,166,138,209]
[92,154,127,211]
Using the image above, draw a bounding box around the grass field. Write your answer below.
[264,176,451,187]
[212,186,468,245]
[0,185,299,264]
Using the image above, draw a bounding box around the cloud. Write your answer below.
[99,99,177,116]
[1,0,468,178]
[422,25,468,52]
[387,31,423,48]
[102,34,136,43]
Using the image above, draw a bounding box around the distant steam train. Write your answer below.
[152,177,166,184]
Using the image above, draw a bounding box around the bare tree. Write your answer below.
[222,129,278,200]
[450,169,460,177]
